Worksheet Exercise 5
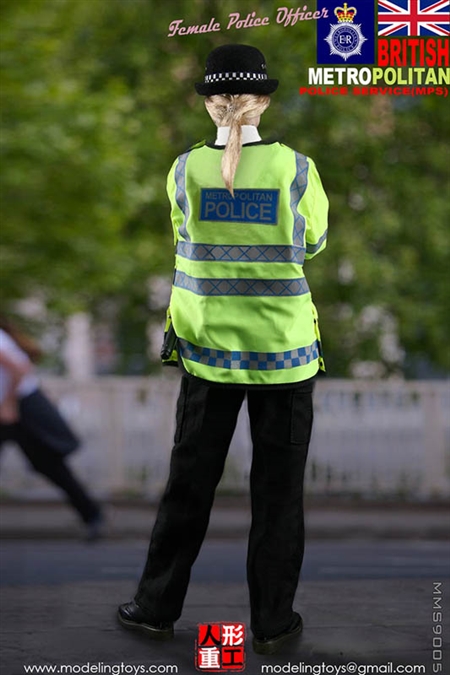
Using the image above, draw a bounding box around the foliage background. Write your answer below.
[1,0,449,377]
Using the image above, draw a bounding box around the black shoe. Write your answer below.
[117,601,174,641]
[252,613,303,655]
[85,514,105,543]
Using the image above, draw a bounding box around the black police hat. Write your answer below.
[195,44,279,96]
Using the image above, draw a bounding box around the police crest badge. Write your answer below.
[324,3,367,61]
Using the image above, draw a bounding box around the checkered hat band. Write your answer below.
[204,72,268,83]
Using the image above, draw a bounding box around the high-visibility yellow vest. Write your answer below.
[164,140,328,385]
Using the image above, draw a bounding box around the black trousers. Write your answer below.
[135,374,314,639]
[0,395,101,525]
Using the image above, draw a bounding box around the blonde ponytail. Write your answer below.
[205,94,270,196]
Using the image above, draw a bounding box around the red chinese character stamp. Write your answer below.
[195,622,246,671]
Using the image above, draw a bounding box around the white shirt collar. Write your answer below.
[215,125,261,146]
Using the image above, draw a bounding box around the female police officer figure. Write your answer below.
[118,44,328,655]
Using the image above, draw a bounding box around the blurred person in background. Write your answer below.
[0,315,103,541]
[118,44,328,655]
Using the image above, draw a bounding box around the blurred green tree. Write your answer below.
[1,0,449,376]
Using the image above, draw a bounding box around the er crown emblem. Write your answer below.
[334,3,357,23]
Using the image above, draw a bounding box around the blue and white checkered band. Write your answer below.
[179,339,320,371]
[204,72,268,83]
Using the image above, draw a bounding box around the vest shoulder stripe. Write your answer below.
[176,242,305,264]
[179,339,319,370]
[174,152,191,241]
[173,271,310,297]
[290,152,308,247]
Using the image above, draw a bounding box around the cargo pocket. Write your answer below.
[290,389,314,445]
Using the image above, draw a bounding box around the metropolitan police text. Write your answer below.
[199,189,279,225]
[308,67,449,87]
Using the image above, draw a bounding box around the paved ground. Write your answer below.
[1,500,449,675]
[1,498,449,540]
[1,577,449,674]
[2,540,450,585]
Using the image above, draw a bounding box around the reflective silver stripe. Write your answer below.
[179,339,319,370]
[173,271,310,296]
[306,229,328,254]
[176,241,305,265]
[290,152,308,247]
[174,152,191,241]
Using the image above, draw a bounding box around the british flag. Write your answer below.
[378,0,450,36]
